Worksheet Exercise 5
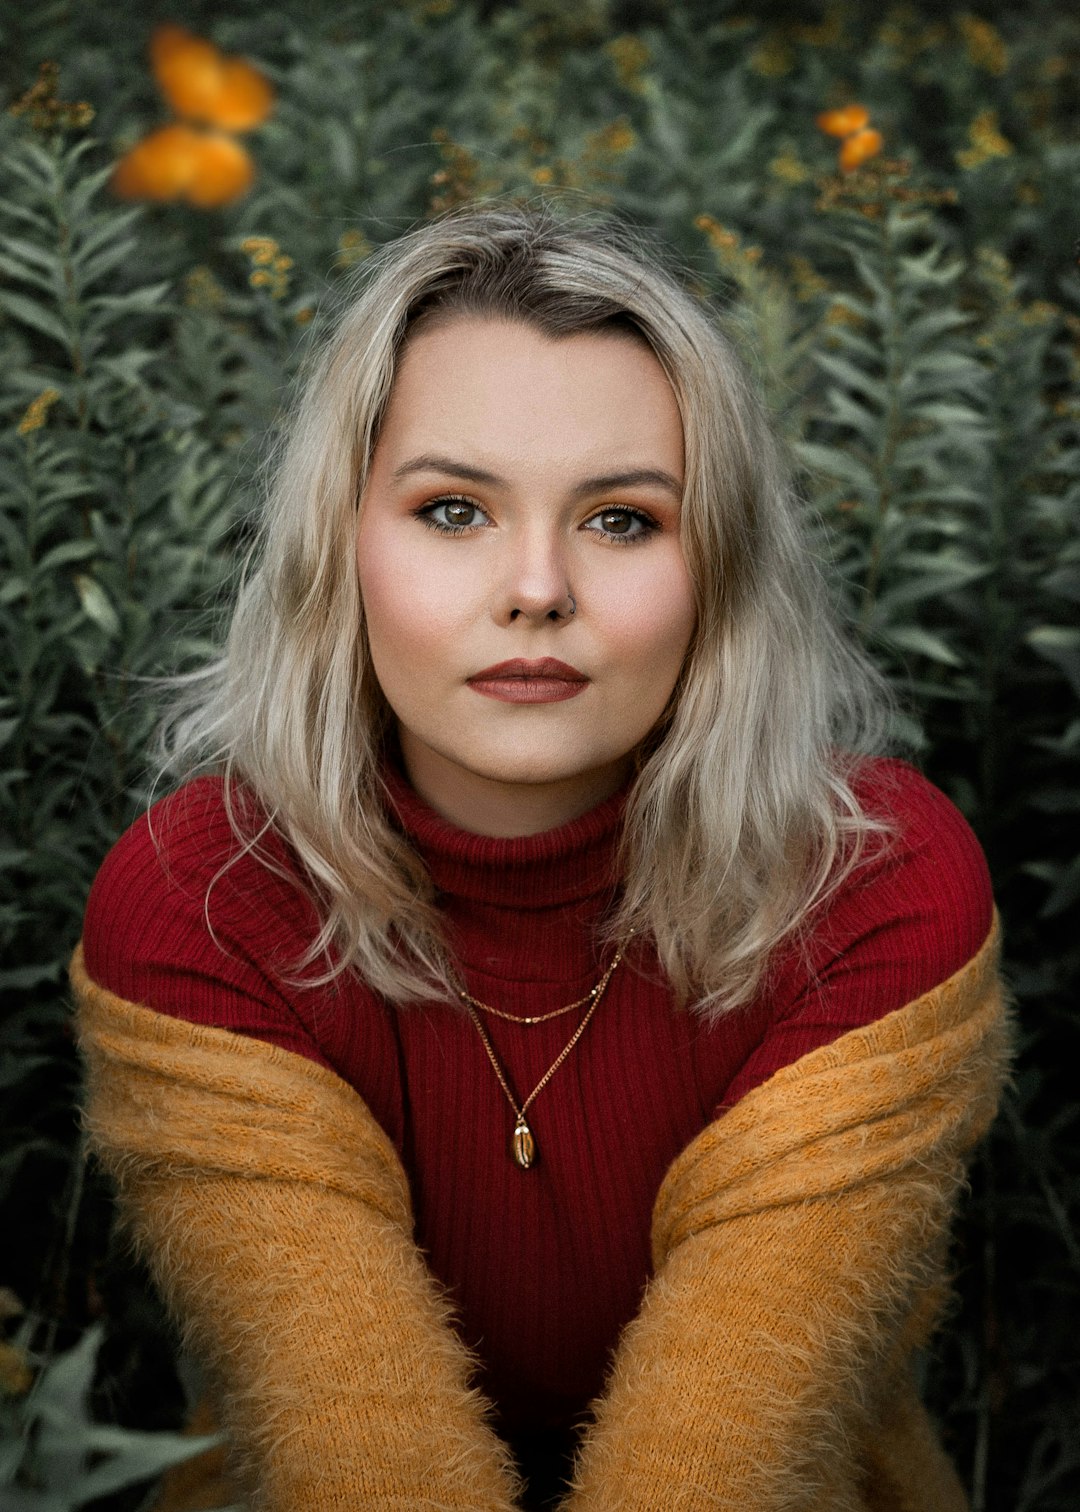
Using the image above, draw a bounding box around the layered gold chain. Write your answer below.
[457,931,634,1169]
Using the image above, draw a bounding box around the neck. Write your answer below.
[397,739,634,839]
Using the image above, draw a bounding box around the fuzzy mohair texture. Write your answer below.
[564,913,1010,1512]
[71,914,1009,1512]
[71,945,524,1512]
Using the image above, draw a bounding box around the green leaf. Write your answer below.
[0,253,58,297]
[814,349,883,405]
[37,541,99,573]
[794,441,877,498]
[73,575,120,637]
[879,625,964,666]
[67,162,117,221]
[87,283,172,317]
[1027,626,1080,698]
[0,291,68,347]
[0,233,63,277]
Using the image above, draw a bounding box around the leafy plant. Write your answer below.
[1,5,1077,1508]
[1,1322,224,1511]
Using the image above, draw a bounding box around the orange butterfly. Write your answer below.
[816,104,884,174]
[112,25,274,207]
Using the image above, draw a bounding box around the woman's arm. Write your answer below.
[562,919,1011,1512]
[73,949,522,1512]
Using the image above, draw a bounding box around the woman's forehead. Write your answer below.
[376,315,684,480]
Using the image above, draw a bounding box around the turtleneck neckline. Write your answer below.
[379,758,632,909]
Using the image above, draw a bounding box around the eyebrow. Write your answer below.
[390,453,683,500]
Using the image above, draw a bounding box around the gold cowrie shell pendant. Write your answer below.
[512,1114,537,1169]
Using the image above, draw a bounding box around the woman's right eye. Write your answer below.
[416,496,489,533]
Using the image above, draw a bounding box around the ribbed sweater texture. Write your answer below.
[82,754,993,1442]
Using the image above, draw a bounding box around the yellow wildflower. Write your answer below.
[957,110,1013,170]
[826,301,865,328]
[1021,301,1057,326]
[241,236,278,266]
[695,215,738,254]
[9,62,94,132]
[606,35,650,93]
[0,1340,33,1398]
[428,128,500,213]
[336,229,372,268]
[769,149,810,185]
[957,14,1008,75]
[750,35,794,76]
[588,119,636,157]
[242,237,292,298]
[17,388,61,436]
[184,265,226,310]
[788,256,828,300]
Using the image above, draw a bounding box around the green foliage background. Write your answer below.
[1,1,1077,1506]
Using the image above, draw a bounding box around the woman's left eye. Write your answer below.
[584,508,658,545]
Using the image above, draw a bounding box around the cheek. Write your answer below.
[356,520,453,663]
[597,554,697,674]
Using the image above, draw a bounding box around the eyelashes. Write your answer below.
[415,495,660,547]
[417,495,487,532]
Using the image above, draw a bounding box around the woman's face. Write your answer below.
[356,315,696,837]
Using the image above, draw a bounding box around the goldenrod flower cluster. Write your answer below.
[8,62,94,133]
[605,35,650,93]
[957,14,1008,76]
[17,388,61,436]
[957,110,1014,170]
[241,237,294,299]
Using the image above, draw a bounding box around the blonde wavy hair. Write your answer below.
[160,201,896,1022]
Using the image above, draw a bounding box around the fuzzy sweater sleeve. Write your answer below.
[561,917,1011,1512]
[71,945,522,1512]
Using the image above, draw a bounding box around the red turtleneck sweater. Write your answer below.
[82,756,991,1444]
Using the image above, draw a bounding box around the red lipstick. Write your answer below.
[467,657,589,705]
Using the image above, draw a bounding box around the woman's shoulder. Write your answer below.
[84,776,303,939]
[81,777,324,1034]
[850,752,986,844]
[714,756,995,1112]
[79,779,405,1121]
[811,753,994,989]
[844,753,993,946]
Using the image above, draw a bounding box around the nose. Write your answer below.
[495,531,577,626]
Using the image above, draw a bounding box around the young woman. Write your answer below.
[73,204,1009,1512]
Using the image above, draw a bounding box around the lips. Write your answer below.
[467,658,587,683]
[466,657,590,705]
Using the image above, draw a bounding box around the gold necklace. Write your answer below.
[458,931,633,1170]
[453,961,617,1022]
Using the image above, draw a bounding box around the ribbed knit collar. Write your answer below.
[380,758,631,910]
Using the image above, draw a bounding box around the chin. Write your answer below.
[451,741,621,790]
[471,757,601,788]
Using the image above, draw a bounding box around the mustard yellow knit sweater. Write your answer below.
[71,915,1010,1511]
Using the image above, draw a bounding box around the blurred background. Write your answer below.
[1,2,1077,1507]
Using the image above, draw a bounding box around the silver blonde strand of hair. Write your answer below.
[156,202,895,1018]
